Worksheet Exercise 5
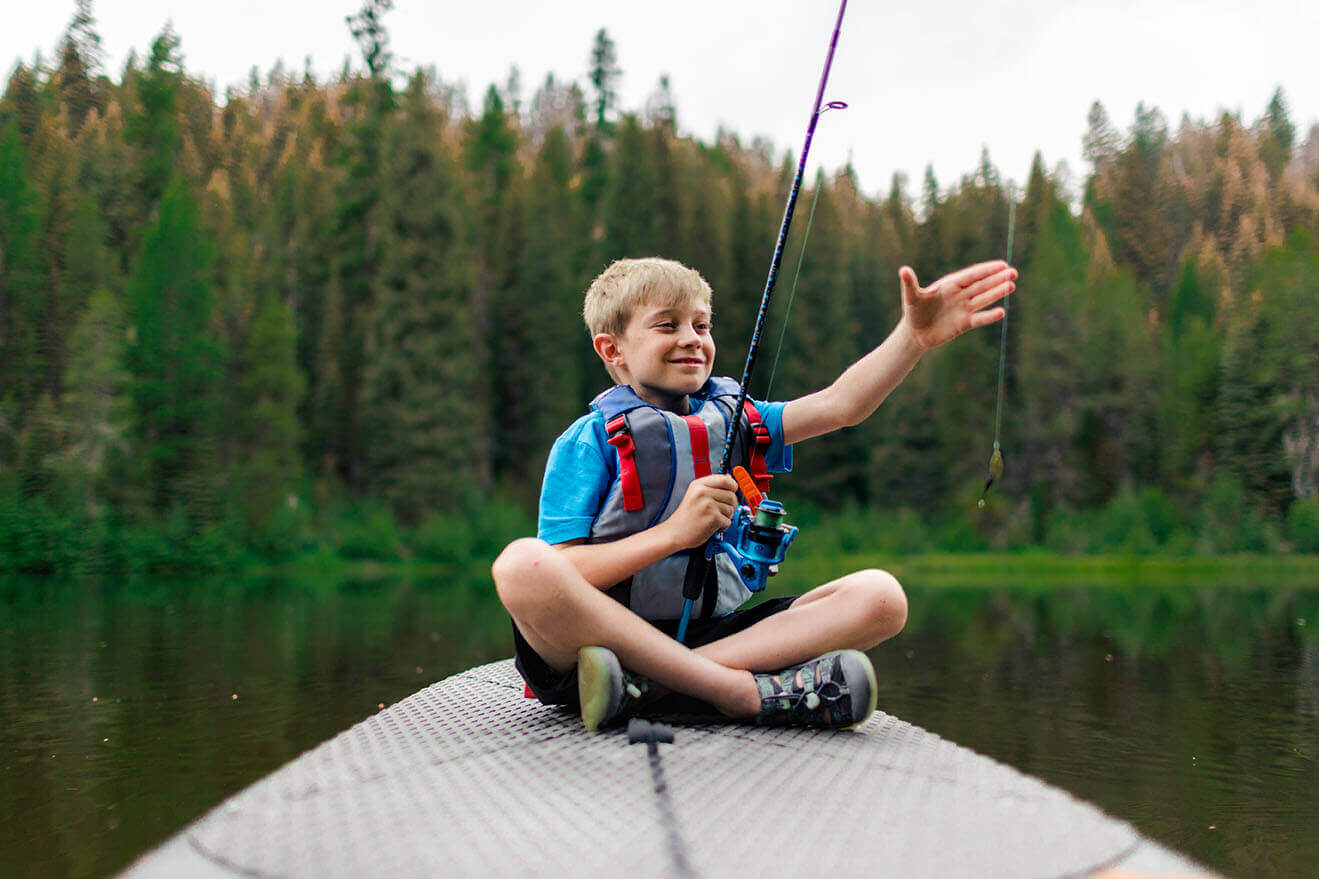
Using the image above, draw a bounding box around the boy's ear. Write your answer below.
[592,332,623,367]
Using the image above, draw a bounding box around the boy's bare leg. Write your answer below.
[492,538,761,717]
[693,569,908,673]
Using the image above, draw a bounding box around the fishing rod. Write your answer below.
[676,0,849,643]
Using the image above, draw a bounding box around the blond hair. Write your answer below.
[583,257,713,339]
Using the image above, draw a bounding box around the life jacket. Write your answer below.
[588,376,773,622]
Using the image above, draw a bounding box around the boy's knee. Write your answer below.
[491,537,555,613]
[852,568,908,641]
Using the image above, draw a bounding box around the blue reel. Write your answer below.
[675,499,798,644]
[707,500,799,593]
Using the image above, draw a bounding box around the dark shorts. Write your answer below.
[512,595,797,713]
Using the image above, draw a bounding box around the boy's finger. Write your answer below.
[898,266,923,298]
[944,260,1011,291]
[711,490,738,508]
[968,307,1006,329]
[963,268,1015,301]
[968,279,1015,310]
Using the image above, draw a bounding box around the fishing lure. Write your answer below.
[979,184,1016,509]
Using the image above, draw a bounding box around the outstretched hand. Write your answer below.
[898,261,1017,351]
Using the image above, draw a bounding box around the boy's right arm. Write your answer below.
[555,475,738,590]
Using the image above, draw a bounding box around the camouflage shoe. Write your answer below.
[578,646,660,732]
[754,650,877,730]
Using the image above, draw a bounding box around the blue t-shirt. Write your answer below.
[537,388,793,545]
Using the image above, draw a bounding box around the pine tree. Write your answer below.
[1220,230,1319,510]
[346,0,395,79]
[1257,87,1295,181]
[0,64,41,145]
[675,141,732,329]
[124,176,225,518]
[508,124,585,495]
[1076,267,1159,502]
[56,286,129,516]
[602,113,657,259]
[1158,258,1222,492]
[125,27,184,217]
[1018,190,1091,515]
[75,97,135,273]
[917,164,945,272]
[1082,101,1120,173]
[54,0,105,134]
[648,105,682,257]
[465,84,522,485]
[235,291,304,533]
[364,73,481,521]
[1109,103,1177,291]
[588,29,620,131]
[322,0,397,492]
[0,121,45,463]
[261,77,338,473]
[31,109,82,401]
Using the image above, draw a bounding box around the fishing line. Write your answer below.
[979,182,1016,509]
[764,177,825,401]
[761,97,846,403]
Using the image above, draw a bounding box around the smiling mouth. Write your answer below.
[670,359,705,366]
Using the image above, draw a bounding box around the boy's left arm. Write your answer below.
[781,260,1016,445]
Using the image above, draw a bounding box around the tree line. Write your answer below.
[2,1,1318,573]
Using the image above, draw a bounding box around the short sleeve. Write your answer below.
[751,399,793,474]
[537,414,614,544]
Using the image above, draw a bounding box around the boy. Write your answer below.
[493,256,1016,731]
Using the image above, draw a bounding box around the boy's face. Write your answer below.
[598,300,716,408]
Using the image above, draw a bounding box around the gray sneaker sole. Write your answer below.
[837,649,878,730]
[577,646,621,732]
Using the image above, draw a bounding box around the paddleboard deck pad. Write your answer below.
[123,658,1211,878]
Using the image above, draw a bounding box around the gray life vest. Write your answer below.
[587,377,773,622]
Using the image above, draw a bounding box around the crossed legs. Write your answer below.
[492,538,908,718]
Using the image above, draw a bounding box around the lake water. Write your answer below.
[1,566,1316,878]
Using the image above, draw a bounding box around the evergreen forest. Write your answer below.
[3,1,1319,574]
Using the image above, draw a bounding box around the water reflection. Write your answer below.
[852,581,1319,879]
[1,570,1316,878]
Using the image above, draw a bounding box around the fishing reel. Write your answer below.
[676,469,800,643]
[707,498,798,594]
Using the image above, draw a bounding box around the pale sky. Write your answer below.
[6,1,1317,201]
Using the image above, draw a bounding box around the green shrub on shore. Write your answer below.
[331,501,408,561]
[1289,498,1319,552]
[3,479,1316,577]
[413,495,535,565]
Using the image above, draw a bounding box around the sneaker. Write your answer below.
[754,649,877,730]
[577,646,659,732]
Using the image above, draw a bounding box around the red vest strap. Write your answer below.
[605,415,644,512]
[684,415,711,479]
[741,401,773,494]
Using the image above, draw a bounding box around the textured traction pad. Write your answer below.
[162,659,1148,878]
